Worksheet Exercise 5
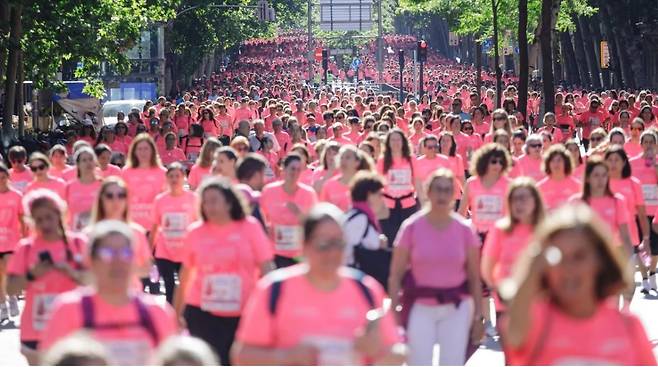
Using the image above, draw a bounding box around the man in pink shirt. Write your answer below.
[232,98,255,128]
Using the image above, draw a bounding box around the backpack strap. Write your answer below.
[347,209,371,245]
[345,269,375,308]
[81,295,95,329]
[268,279,283,315]
[134,297,159,345]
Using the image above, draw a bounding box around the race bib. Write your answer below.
[589,117,601,129]
[475,195,503,221]
[642,184,658,206]
[162,213,188,240]
[132,203,153,221]
[104,339,151,365]
[200,274,241,313]
[12,181,28,193]
[275,225,302,252]
[32,293,58,331]
[264,165,275,181]
[303,336,355,365]
[388,169,412,192]
[73,211,91,231]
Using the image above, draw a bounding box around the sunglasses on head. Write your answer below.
[30,164,47,172]
[95,246,133,263]
[103,191,127,200]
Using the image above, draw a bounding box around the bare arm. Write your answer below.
[458,182,470,217]
[173,265,191,327]
[506,254,546,348]
[388,246,409,324]
[466,246,483,321]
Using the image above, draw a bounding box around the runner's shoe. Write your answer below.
[0,302,8,322]
[641,278,651,294]
[650,273,658,291]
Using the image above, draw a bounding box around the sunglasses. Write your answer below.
[528,143,542,148]
[493,116,507,121]
[490,158,504,165]
[30,164,47,172]
[95,246,133,263]
[236,146,249,152]
[631,127,644,131]
[312,239,346,252]
[103,191,127,200]
[462,126,474,131]
[590,136,604,142]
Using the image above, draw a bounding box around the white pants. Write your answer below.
[407,297,474,366]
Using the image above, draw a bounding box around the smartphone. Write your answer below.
[38,251,53,265]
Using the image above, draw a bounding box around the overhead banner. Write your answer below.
[319,0,373,31]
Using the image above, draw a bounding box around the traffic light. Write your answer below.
[256,0,276,22]
[398,49,404,69]
[322,49,329,70]
[417,40,428,63]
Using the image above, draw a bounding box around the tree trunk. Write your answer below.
[16,51,24,137]
[578,16,601,89]
[588,12,610,89]
[492,0,502,109]
[2,3,22,141]
[552,33,562,87]
[572,25,591,87]
[605,2,635,89]
[517,0,529,122]
[0,1,9,88]
[476,41,483,95]
[560,32,581,86]
[598,3,622,88]
[540,0,555,113]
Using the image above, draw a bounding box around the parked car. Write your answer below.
[100,99,146,126]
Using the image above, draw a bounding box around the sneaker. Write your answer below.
[0,303,8,322]
[642,278,651,294]
[8,296,19,317]
[485,320,498,337]
[651,273,658,291]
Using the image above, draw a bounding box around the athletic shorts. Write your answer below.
[637,216,658,256]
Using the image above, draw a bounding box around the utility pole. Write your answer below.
[398,49,404,102]
[376,0,383,83]
[307,0,314,83]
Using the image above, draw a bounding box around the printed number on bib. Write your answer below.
[275,225,301,251]
[388,169,412,191]
[163,213,188,240]
[104,339,151,366]
[642,184,658,206]
[302,336,355,365]
[475,195,503,221]
[201,274,241,313]
[32,294,58,331]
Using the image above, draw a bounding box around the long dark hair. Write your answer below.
[582,156,614,203]
[383,128,413,175]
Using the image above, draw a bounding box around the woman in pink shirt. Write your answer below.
[47,145,71,179]
[0,163,24,322]
[8,146,33,193]
[389,169,484,365]
[174,178,274,365]
[482,178,544,314]
[320,145,372,212]
[502,204,656,366]
[233,203,405,366]
[188,138,221,190]
[312,141,340,193]
[290,144,316,187]
[25,153,67,199]
[605,145,651,294]
[40,220,177,365]
[211,146,238,182]
[150,163,197,304]
[537,145,582,211]
[623,119,645,158]
[65,147,103,231]
[94,144,122,178]
[569,157,634,252]
[198,107,220,138]
[7,190,87,363]
[510,134,544,182]
[160,132,187,166]
[565,139,586,181]
[458,143,512,238]
[438,131,466,185]
[483,109,512,144]
[260,153,318,268]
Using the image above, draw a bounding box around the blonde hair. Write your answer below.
[126,133,162,169]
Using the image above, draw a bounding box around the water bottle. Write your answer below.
[149,265,160,284]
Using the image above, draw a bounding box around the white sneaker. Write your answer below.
[642,278,651,294]
[650,274,658,291]
[8,296,19,317]
[0,303,8,321]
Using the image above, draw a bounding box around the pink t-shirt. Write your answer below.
[319,176,351,212]
[630,155,658,215]
[152,190,197,263]
[99,164,122,179]
[624,141,642,158]
[510,155,544,182]
[466,176,510,233]
[504,301,656,365]
[236,265,401,365]
[570,194,629,244]
[182,218,273,317]
[122,167,166,229]
[537,176,581,211]
[260,181,318,258]
[482,224,533,287]
[610,177,644,245]
[9,167,33,193]
[188,164,212,189]
[395,212,479,304]
[49,165,72,179]
[0,188,23,252]
[7,233,87,342]
[414,155,451,183]
[160,147,187,166]
[40,289,177,365]
[25,177,67,199]
[65,179,103,231]
[377,157,417,209]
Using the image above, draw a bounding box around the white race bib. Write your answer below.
[73,211,91,231]
[162,212,188,240]
[475,195,503,221]
[303,336,355,365]
[264,165,275,181]
[274,225,302,251]
[200,274,241,313]
[642,184,658,206]
[12,181,28,193]
[388,168,412,192]
[32,293,58,331]
[104,339,152,365]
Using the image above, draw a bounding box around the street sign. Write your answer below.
[351,58,362,70]
[330,48,354,55]
[319,0,373,31]
[600,40,610,69]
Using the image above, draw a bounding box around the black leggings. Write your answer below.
[184,305,240,366]
[155,258,181,304]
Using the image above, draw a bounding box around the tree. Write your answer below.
[539,0,555,113]
[517,0,528,119]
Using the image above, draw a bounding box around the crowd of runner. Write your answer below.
[0,32,658,366]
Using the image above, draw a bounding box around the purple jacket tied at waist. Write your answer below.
[400,271,470,328]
